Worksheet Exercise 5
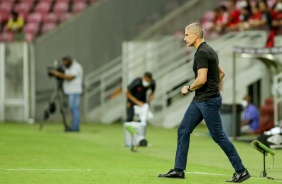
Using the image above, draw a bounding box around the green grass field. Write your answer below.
[0,122,281,184]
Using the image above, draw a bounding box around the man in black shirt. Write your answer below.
[126,72,156,122]
[158,23,250,183]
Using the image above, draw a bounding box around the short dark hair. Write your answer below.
[62,55,73,62]
[219,5,227,12]
[144,72,153,79]
[11,11,18,17]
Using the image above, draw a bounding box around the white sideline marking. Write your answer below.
[186,171,225,176]
[186,171,269,181]
[0,168,92,172]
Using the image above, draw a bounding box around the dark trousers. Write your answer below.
[174,96,245,173]
[126,102,134,122]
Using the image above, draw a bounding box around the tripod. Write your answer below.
[40,80,70,131]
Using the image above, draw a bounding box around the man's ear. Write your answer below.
[196,33,200,39]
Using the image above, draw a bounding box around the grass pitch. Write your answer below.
[0,122,281,184]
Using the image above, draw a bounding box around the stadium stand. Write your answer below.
[200,0,282,48]
[198,0,278,132]
[0,0,93,42]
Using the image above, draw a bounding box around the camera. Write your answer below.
[47,60,66,86]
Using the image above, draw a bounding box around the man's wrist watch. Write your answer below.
[187,85,193,92]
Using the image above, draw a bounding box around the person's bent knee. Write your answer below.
[210,132,228,143]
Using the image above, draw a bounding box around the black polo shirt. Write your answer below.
[127,77,156,103]
[193,42,220,102]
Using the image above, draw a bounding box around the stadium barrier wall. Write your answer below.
[0,42,34,122]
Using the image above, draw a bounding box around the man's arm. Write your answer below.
[51,70,75,81]
[189,68,208,91]
[242,119,252,126]
[182,65,224,95]
[181,68,207,95]
[219,65,225,91]
[147,92,155,104]
[126,90,143,106]
[219,65,225,83]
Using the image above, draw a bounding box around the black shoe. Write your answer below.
[158,169,185,179]
[65,127,73,132]
[226,169,250,183]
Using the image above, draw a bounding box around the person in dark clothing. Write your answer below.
[158,23,250,183]
[125,72,156,122]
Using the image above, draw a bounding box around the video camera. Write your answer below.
[47,60,66,86]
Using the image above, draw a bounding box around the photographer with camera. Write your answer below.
[50,55,83,132]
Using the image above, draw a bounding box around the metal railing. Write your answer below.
[150,31,267,127]
[84,56,122,117]
[273,72,282,127]
[122,36,181,82]
[122,36,186,113]
[83,30,267,124]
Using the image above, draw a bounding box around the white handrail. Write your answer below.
[274,72,282,126]
[83,30,267,123]
[85,56,121,83]
[152,31,266,117]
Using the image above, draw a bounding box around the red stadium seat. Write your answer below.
[57,12,72,23]
[41,22,56,33]
[25,32,36,42]
[0,12,10,24]
[18,0,36,2]
[72,0,88,2]
[202,21,214,30]
[56,0,71,3]
[253,98,275,134]
[14,2,33,14]
[0,32,14,42]
[53,2,69,14]
[27,12,43,23]
[40,0,54,2]
[201,11,215,23]
[265,98,274,106]
[0,2,14,13]
[24,22,40,34]
[43,13,58,23]
[3,0,16,2]
[72,2,87,14]
[35,1,52,14]
[18,12,28,21]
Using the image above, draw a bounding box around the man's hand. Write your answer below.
[50,70,60,77]
[137,101,144,107]
[181,86,189,96]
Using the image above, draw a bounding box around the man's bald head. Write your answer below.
[185,23,205,38]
